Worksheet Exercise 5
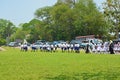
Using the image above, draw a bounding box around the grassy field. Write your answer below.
[0,47,120,80]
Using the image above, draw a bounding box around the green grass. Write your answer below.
[0,47,120,80]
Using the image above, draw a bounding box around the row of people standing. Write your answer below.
[88,41,118,54]
[20,42,81,53]
[20,41,119,54]
[59,43,80,53]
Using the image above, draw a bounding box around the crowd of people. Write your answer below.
[85,41,120,54]
[20,40,120,54]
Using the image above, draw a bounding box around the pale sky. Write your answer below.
[0,0,105,26]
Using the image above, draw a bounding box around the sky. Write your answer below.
[0,0,105,26]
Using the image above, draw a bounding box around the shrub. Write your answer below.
[0,39,6,46]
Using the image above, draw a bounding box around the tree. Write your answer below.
[0,19,16,45]
[50,3,73,40]
[103,0,120,38]
[20,19,41,43]
[73,0,107,38]
[34,0,108,41]
[0,19,16,38]
[35,6,54,41]
[57,0,76,7]
[10,28,25,41]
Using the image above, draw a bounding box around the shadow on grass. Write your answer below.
[45,71,120,80]
[46,74,79,80]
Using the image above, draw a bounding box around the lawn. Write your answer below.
[0,47,120,80]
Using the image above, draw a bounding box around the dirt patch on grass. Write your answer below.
[0,47,5,51]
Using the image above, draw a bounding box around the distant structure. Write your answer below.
[75,35,95,41]
[15,39,22,43]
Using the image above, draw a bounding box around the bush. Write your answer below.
[0,39,6,46]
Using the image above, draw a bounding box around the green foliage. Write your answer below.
[0,19,17,45]
[10,28,26,42]
[0,47,120,80]
[0,39,6,46]
[2,0,114,42]
[35,7,55,41]
[50,3,75,40]
[103,0,120,38]
[10,0,109,42]
[74,0,107,36]
[0,19,16,39]
[33,0,108,41]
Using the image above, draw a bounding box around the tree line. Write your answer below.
[0,0,119,45]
